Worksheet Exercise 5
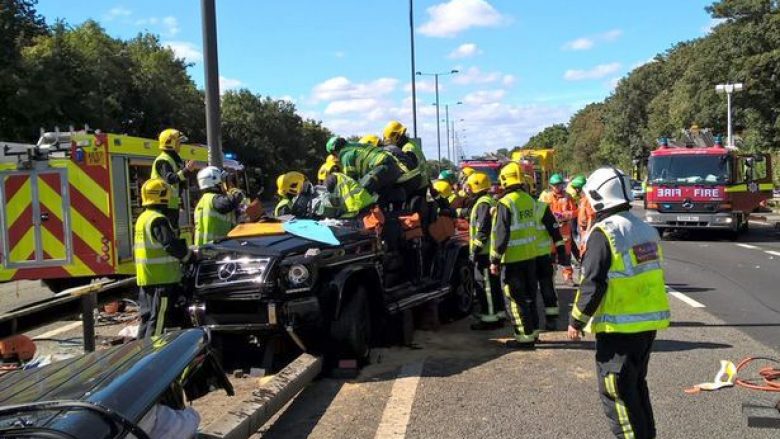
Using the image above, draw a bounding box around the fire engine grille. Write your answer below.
[657,202,719,213]
[195,257,272,290]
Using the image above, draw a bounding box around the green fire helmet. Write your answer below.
[438,169,457,184]
[570,175,586,189]
[549,173,564,185]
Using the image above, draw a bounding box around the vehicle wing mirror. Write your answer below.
[754,154,764,163]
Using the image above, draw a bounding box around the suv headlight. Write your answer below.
[288,264,310,285]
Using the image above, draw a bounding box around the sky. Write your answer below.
[36,0,718,160]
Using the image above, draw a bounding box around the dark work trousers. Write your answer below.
[596,331,657,439]
[500,259,538,338]
[138,284,188,339]
[535,254,559,323]
[474,254,503,322]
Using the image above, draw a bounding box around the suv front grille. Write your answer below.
[195,257,272,290]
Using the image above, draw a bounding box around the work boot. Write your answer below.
[470,319,503,331]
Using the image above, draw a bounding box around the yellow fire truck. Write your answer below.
[0,129,249,291]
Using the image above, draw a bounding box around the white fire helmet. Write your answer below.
[197,166,224,190]
[583,167,633,212]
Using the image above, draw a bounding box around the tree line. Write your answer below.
[0,0,332,192]
[518,0,780,180]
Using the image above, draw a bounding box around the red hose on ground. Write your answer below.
[734,357,780,392]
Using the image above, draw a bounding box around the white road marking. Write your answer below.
[33,321,83,340]
[765,251,780,257]
[736,243,760,250]
[667,288,706,308]
[374,361,424,439]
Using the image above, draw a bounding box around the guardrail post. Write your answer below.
[81,292,97,352]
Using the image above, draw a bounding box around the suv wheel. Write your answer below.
[442,256,474,320]
[329,286,371,361]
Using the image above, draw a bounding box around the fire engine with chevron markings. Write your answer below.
[0,129,250,292]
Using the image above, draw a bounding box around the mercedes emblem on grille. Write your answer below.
[218,262,238,280]
[682,199,694,210]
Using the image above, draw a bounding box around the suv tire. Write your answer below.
[441,255,474,321]
[329,285,371,361]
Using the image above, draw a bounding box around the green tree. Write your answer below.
[522,124,568,150]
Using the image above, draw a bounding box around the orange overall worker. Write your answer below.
[541,174,576,283]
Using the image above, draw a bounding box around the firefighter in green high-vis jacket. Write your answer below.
[134,178,193,339]
[151,128,196,230]
[193,166,244,246]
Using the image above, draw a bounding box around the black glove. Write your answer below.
[555,245,570,265]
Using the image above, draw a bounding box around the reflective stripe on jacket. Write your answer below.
[134,209,182,286]
[194,193,234,245]
[533,200,553,257]
[469,194,495,255]
[574,212,670,334]
[150,152,182,209]
[491,190,537,263]
[333,172,377,217]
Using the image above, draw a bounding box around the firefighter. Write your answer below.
[467,172,504,330]
[321,162,378,218]
[362,133,422,203]
[318,154,340,185]
[457,166,475,197]
[568,167,670,439]
[275,171,306,217]
[532,192,569,331]
[152,129,196,230]
[490,162,539,349]
[326,136,405,210]
[383,121,431,216]
[542,173,577,284]
[432,179,455,204]
[135,178,193,339]
[567,175,586,203]
[193,166,244,246]
[568,175,587,262]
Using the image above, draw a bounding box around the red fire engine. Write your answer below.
[643,133,773,237]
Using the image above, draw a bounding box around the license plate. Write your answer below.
[677,215,699,222]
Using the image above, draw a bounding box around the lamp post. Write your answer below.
[715,82,744,147]
[416,70,459,161]
[409,0,418,138]
[201,0,222,167]
[443,101,462,162]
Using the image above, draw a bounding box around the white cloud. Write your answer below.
[702,18,726,33]
[311,76,398,102]
[219,76,243,91]
[164,41,203,63]
[562,29,623,51]
[105,7,131,21]
[135,17,159,26]
[452,66,502,85]
[418,0,508,38]
[463,89,505,105]
[404,79,440,94]
[563,38,594,51]
[324,98,380,115]
[162,16,180,36]
[564,62,621,81]
[502,74,517,86]
[449,43,482,59]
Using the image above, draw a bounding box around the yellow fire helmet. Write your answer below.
[317,161,341,183]
[158,128,187,153]
[359,134,382,147]
[141,178,172,207]
[466,172,491,194]
[461,166,475,178]
[432,179,453,199]
[383,120,407,145]
[277,171,306,197]
[498,162,527,188]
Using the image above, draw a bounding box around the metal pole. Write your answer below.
[201,0,223,168]
[727,91,733,147]
[445,105,450,161]
[451,120,455,161]
[409,0,418,138]
[80,292,97,352]
[435,74,441,161]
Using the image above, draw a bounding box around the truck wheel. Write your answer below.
[441,256,474,321]
[329,286,371,361]
[653,227,666,239]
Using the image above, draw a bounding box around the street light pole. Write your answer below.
[201,0,222,168]
[416,70,458,162]
[409,0,418,138]
[445,104,449,162]
[715,82,744,147]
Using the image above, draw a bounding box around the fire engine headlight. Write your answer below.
[287,264,310,286]
[645,216,659,223]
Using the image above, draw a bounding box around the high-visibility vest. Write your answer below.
[275,198,293,217]
[340,146,393,180]
[134,209,182,286]
[400,139,431,188]
[533,200,553,258]
[573,212,670,334]
[150,152,182,209]
[491,190,537,263]
[469,194,495,255]
[194,193,235,245]
[332,172,377,217]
